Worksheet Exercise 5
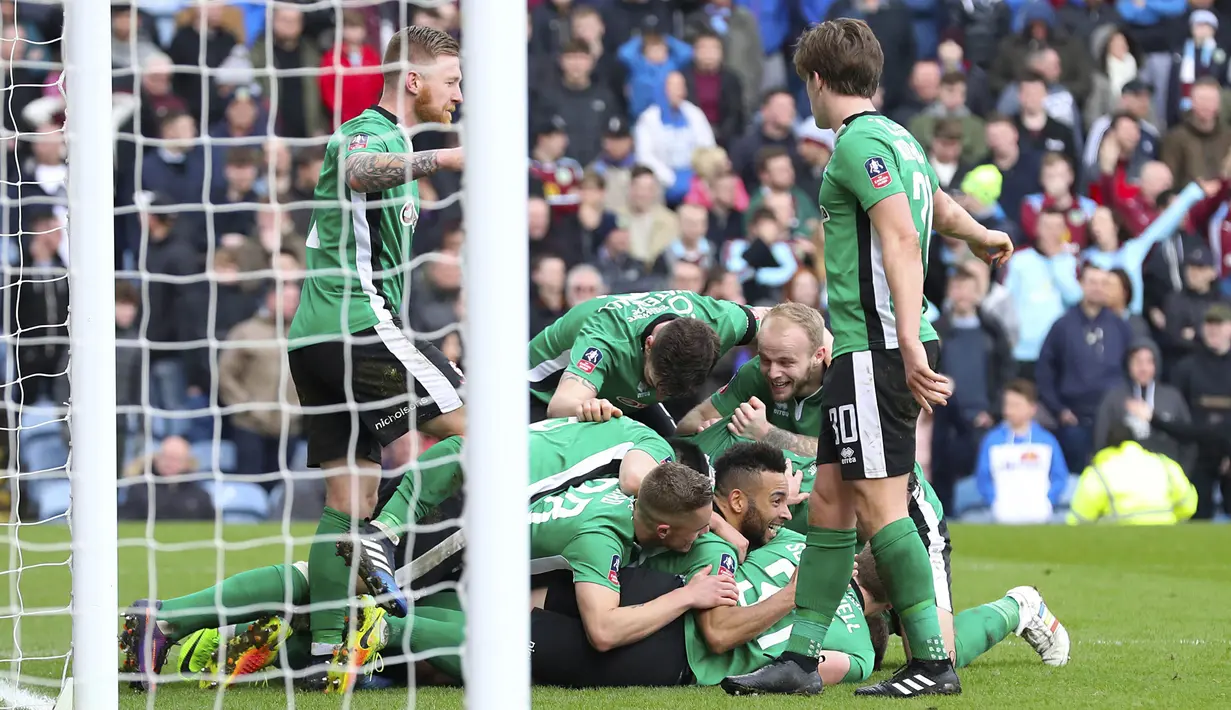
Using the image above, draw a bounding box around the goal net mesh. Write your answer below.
[4,0,465,705]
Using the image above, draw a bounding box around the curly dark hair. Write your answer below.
[648,318,720,399]
[713,441,787,497]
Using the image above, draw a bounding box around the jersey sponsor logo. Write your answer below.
[864,157,892,189]
[840,446,857,465]
[719,553,736,577]
[400,200,420,228]
[616,396,648,410]
[348,134,369,151]
[577,347,603,373]
[608,554,621,587]
[375,405,411,430]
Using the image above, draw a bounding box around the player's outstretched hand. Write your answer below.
[970,229,1014,267]
[578,398,622,422]
[685,566,740,609]
[728,397,770,440]
[902,339,952,415]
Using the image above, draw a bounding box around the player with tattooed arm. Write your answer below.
[678,303,832,458]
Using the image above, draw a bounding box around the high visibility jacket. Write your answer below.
[1067,442,1197,525]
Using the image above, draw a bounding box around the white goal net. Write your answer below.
[2,0,527,707]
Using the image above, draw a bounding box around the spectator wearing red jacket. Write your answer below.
[1098,146,1174,239]
[1021,152,1097,248]
[317,9,383,128]
[1187,173,1231,280]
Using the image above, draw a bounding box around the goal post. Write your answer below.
[460,0,531,706]
[64,0,118,709]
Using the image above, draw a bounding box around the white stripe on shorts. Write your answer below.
[851,351,888,477]
[374,320,463,414]
[910,482,952,612]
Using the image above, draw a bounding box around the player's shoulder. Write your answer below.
[336,109,400,145]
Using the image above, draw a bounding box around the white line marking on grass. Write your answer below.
[0,679,57,709]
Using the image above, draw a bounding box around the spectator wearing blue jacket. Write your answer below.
[736,0,791,89]
[1036,265,1136,470]
[618,30,694,120]
[1083,181,1208,314]
[1116,0,1189,54]
[975,379,1070,524]
[1004,206,1083,374]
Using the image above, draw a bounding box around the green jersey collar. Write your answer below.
[368,104,398,126]
[836,110,881,139]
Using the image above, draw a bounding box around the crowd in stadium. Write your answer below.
[7,0,1231,526]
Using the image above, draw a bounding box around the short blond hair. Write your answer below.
[764,302,829,350]
[383,25,460,86]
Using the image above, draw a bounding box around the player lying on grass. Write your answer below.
[677,303,832,458]
[528,290,766,437]
[120,421,720,689]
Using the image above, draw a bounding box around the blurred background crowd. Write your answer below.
[5,0,1231,524]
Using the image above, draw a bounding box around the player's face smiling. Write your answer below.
[411,55,463,125]
[758,322,821,401]
[739,472,791,547]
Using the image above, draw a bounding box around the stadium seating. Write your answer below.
[198,480,270,523]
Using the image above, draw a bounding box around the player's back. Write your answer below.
[291,108,419,346]
[529,478,636,561]
[819,113,939,357]
[527,417,673,499]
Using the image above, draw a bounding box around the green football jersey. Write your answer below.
[529,478,637,592]
[710,357,823,437]
[527,417,675,499]
[528,291,757,410]
[819,113,939,358]
[289,106,420,348]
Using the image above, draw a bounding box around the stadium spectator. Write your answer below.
[565,263,607,308]
[1103,267,1153,341]
[910,72,986,165]
[783,268,823,311]
[730,89,799,190]
[934,36,993,115]
[891,60,941,127]
[166,3,245,128]
[923,119,972,193]
[8,126,67,257]
[619,166,679,266]
[142,110,225,248]
[0,24,44,135]
[180,249,261,400]
[940,1,1010,70]
[981,114,1042,230]
[594,225,653,293]
[530,114,586,217]
[111,3,159,71]
[746,146,820,237]
[989,2,1092,101]
[974,379,1069,524]
[1082,81,1159,188]
[603,0,675,56]
[1005,207,1083,377]
[725,207,797,306]
[285,146,324,238]
[9,208,67,406]
[531,254,568,338]
[1089,110,1158,203]
[529,0,572,58]
[1067,425,1196,525]
[680,30,744,148]
[120,436,214,522]
[957,165,1019,247]
[590,115,636,213]
[1093,340,1190,465]
[250,4,325,139]
[669,260,708,293]
[1166,11,1228,128]
[409,226,465,344]
[618,26,693,120]
[933,268,1015,512]
[1158,245,1229,364]
[537,40,620,167]
[1161,79,1231,187]
[317,9,383,128]
[568,6,626,110]
[703,171,746,248]
[683,0,762,117]
[208,85,267,146]
[633,71,716,204]
[791,120,832,199]
[1186,167,1231,282]
[1010,72,1079,168]
[1084,30,1143,131]
[132,52,188,141]
[1021,153,1096,247]
[116,280,142,470]
[1036,266,1135,470]
[219,280,302,489]
[654,203,717,278]
[210,147,261,239]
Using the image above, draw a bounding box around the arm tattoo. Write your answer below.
[346,150,441,192]
[560,372,599,394]
[761,426,819,457]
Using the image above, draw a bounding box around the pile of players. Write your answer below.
[119,297,1069,695]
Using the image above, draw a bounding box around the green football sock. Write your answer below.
[157,564,308,642]
[869,517,948,662]
[955,597,1019,668]
[387,608,465,680]
[784,527,858,659]
[308,506,357,647]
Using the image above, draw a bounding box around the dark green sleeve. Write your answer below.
[563,329,617,393]
[709,358,764,416]
[562,530,626,591]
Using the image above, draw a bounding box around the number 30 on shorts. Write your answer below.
[828,404,858,445]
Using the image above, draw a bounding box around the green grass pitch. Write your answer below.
[2,522,1229,709]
